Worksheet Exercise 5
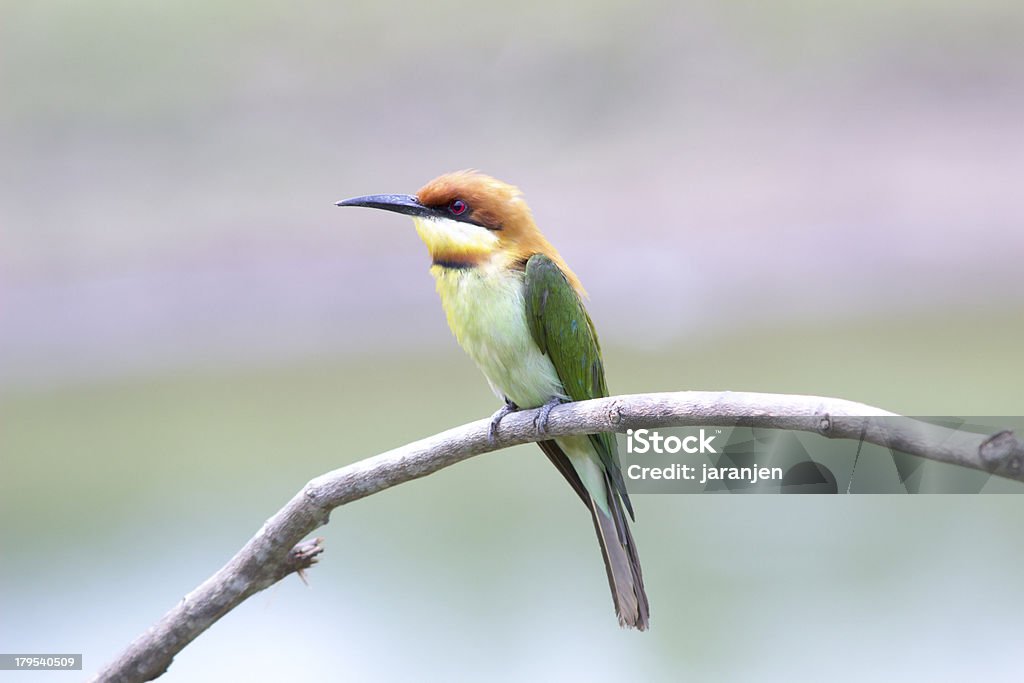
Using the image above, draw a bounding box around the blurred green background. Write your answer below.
[2,0,1023,681]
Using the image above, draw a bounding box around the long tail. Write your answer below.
[538,440,649,629]
[590,473,649,630]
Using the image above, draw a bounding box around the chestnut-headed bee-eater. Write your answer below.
[337,171,649,630]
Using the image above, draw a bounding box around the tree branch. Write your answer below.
[91,391,1023,682]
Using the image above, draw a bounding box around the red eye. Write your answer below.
[448,199,468,216]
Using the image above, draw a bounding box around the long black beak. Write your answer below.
[335,193,432,218]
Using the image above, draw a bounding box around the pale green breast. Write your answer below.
[431,262,611,513]
[430,264,566,410]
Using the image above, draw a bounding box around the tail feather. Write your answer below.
[538,438,649,630]
[590,477,649,630]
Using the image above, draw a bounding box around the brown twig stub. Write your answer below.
[90,391,1021,682]
[287,537,325,585]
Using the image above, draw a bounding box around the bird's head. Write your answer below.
[337,170,584,295]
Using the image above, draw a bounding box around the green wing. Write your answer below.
[524,254,633,519]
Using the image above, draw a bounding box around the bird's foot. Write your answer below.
[533,397,564,436]
[488,399,519,445]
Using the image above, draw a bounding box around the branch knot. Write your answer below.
[817,414,832,435]
[607,399,624,427]
[979,430,1024,474]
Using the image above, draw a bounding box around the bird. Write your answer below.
[336,170,649,630]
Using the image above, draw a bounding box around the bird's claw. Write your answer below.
[488,400,518,445]
[533,397,563,436]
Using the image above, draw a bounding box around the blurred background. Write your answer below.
[2,0,1023,680]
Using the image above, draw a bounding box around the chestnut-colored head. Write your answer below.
[338,170,584,296]
[415,170,532,234]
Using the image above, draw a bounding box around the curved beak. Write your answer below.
[335,193,431,218]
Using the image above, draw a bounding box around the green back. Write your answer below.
[524,254,633,518]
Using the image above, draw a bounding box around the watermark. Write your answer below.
[0,654,82,671]
[626,428,718,454]
[620,417,1024,494]
[627,461,783,485]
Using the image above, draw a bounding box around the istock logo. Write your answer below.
[626,428,718,454]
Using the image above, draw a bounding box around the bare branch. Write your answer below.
[91,391,1023,682]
